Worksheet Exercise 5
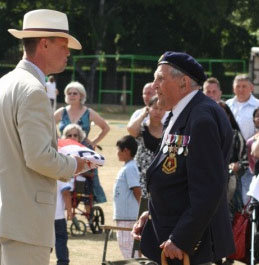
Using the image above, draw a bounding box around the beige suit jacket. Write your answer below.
[0,60,76,248]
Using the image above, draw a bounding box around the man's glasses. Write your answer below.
[66,134,79,138]
[67,92,79,96]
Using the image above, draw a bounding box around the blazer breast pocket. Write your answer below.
[35,191,55,205]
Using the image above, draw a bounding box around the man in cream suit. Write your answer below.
[0,9,88,265]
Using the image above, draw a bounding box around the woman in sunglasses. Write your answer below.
[62,123,86,143]
[54,81,110,148]
[55,82,109,204]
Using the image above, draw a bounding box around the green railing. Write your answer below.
[198,58,247,76]
[72,54,161,109]
[72,55,248,108]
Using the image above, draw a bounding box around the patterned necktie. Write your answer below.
[163,111,173,131]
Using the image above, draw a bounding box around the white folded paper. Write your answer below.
[58,139,105,173]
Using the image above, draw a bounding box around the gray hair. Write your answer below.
[170,67,199,88]
[64,81,87,105]
[233,74,252,86]
[62,123,86,143]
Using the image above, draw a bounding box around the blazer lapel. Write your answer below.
[147,90,205,176]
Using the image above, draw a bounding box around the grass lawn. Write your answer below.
[50,108,244,265]
[50,112,129,265]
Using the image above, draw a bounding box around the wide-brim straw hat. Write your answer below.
[8,9,82,50]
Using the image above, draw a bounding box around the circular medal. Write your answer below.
[169,152,175,158]
[163,145,168,154]
[184,147,189,156]
[177,146,184,155]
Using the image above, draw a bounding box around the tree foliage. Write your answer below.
[0,0,258,62]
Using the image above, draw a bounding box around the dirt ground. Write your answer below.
[50,113,129,265]
[49,111,245,265]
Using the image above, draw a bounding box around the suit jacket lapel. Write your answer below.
[147,90,205,176]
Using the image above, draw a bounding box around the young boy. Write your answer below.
[113,135,141,258]
[55,180,73,265]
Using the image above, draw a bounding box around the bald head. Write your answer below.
[142,82,155,106]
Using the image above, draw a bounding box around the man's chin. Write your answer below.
[51,66,66,74]
[157,99,165,108]
[158,99,171,111]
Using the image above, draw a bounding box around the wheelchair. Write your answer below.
[69,172,105,236]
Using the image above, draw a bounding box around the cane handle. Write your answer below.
[161,249,190,265]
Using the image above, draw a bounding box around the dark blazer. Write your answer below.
[140,91,235,265]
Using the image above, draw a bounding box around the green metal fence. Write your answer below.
[72,54,247,109]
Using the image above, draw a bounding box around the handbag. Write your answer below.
[228,202,251,262]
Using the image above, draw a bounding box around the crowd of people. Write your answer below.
[1,7,259,265]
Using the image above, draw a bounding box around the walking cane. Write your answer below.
[249,198,258,265]
[161,249,190,265]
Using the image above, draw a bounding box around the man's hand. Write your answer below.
[160,239,184,260]
[74,156,89,175]
[131,211,149,240]
[229,162,239,173]
[67,209,73,221]
[141,106,149,119]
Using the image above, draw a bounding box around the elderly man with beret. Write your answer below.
[0,9,89,265]
[132,52,235,265]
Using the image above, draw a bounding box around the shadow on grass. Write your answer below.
[68,230,117,242]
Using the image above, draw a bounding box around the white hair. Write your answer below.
[64,81,87,105]
[62,123,86,143]
[170,67,199,88]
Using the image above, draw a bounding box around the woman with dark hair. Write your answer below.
[218,101,240,131]
[217,101,248,265]
[134,96,165,199]
[246,107,259,176]
[218,101,248,188]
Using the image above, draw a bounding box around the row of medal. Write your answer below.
[162,134,190,157]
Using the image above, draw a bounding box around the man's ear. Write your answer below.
[180,76,189,91]
[251,83,254,92]
[39,38,48,49]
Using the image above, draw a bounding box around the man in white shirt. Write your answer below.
[127,82,168,137]
[226,74,259,141]
[127,82,155,137]
[226,74,259,204]
[46,75,58,110]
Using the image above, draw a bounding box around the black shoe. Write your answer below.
[222,258,234,265]
[215,259,223,265]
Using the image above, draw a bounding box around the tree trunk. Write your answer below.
[87,0,106,104]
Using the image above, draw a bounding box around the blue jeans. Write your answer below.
[93,169,107,203]
[55,218,69,265]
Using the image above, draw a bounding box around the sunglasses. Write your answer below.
[67,92,79,96]
[66,134,79,138]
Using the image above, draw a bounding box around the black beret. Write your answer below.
[158,51,207,85]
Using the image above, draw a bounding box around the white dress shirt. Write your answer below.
[161,90,199,148]
[24,59,46,85]
[226,94,259,140]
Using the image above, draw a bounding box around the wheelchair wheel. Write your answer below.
[70,219,87,236]
[89,206,105,234]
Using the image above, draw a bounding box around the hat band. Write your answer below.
[24,28,69,33]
